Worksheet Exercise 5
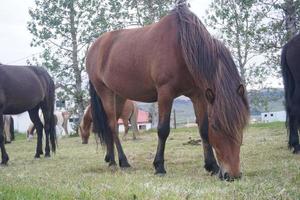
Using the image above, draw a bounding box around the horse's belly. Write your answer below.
[3,104,37,114]
[2,86,44,114]
[105,78,157,102]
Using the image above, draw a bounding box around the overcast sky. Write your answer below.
[0,0,211,65]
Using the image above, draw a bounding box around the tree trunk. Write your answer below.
[283,0,297,40]
[69,2,85,131]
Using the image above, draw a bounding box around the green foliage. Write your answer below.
[257,0,300,72]
[123,0,176,26]
[205,0,299,109]
[28,0,124,120]
[206,0,272,87]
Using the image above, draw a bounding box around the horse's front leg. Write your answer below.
[153,91,173,174]
[200,114,219,174]
[0,113,9,164]
[192,97,219,175]
[288,114,300,154]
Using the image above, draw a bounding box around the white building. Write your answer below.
[261,111,286,123]
[118,109,152,132]
[12,112,31,133]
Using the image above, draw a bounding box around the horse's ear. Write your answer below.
[205,88,215,104]
[237,84,245,97]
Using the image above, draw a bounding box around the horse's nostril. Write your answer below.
[237,172,243,179]
[224,172,229,179]
[224,172,235,182]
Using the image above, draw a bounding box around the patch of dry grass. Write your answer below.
[0,122,299,199]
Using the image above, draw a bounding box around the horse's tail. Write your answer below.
[48,77,57,153]
[9,116,14,141]
[89,81,112,145]
[281,44,294,138]
[130,102,139,134]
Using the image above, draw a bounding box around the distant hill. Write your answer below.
[137,88,285,127]
[248,88,284,115]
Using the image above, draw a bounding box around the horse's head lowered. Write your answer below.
[205,83,249,181]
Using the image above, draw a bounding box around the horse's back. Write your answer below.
[87,13,193,102]
[0,65,49,114]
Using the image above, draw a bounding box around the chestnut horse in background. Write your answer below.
[0,65,56,164]
[86,2,249,181]
[27,111,70,140]
[281,33,300,154]
[79,100,139,144]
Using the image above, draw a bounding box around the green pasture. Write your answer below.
[0,122,299,199]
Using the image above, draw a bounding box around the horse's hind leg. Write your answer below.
[10,117,14,141]
[41,104,54,157]
[288,114,300,153]
[102,92,130,167]
[129,106,139,140]
[28,107,44,158]
[0,112,9,164]
[153,89,174,174]
[122,120,130,140]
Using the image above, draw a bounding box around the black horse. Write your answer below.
[0,64,56,164]
[281,33,300,154]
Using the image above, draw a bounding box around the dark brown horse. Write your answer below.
[79,100,139,144]
[281,33,300,154]
[0,65,56,164]
[86,2,249,180]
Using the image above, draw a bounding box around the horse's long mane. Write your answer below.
[172,2,217,86]
[173,2,249,143]
[213,40,249,143]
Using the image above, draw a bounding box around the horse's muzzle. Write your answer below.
[218,169,242,181]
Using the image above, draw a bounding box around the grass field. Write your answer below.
[0,122,300,200]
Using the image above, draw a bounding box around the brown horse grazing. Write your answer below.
[0,65,56,164]
[79,100,139,144]
[86,2,249,181]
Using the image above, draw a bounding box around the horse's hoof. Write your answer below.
[155,170,166,176]
[0,161,8,165]
[1,155,9,165]
[108,160,117,167]
[104,155,111,163]
[45,153,51,158]
[119,160,131,168]
[293,145,300,154]
[34,154,40,159]
[154,165,166,175]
